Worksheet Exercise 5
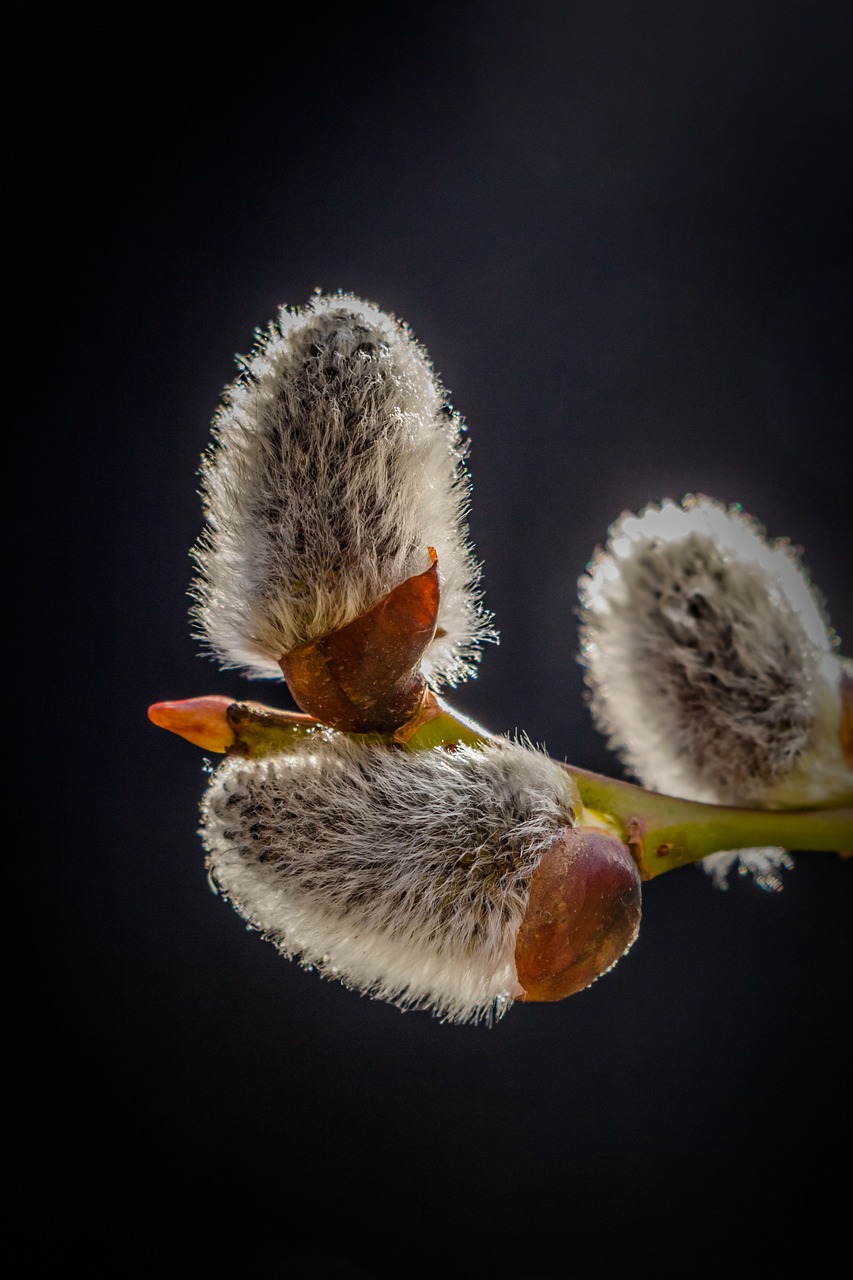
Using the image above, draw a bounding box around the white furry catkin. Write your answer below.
[200,735,578,1024]
[192,292,493,687]
[578,496,850,889]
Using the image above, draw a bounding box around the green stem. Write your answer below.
[223,701,322,755]
[555,764,852,878]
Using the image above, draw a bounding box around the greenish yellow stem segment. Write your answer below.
[556,765,852,879]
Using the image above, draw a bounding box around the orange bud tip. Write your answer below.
[147,697,236,752]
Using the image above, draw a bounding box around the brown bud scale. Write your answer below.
[279,550,441,734]
[515,828,642,1002]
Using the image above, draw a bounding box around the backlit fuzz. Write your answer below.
[201,734,577,1024]
[191,292,493,688]
[578,496,849,888]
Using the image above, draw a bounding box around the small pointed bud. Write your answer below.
[148,696,236,751]
[514,828,642,1001]
[148,696,319,757]
[278,549,440,732]
[192,293,494,691]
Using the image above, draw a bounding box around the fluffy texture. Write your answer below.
[578,496,850,887]
[192,292,493,687]
[200,735,578,1024]
[701,847,795,893]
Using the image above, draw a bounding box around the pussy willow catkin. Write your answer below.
[192,292,494,688]
[578,495,850,887]
[201,734,579,1024]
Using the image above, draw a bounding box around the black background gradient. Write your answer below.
[26,5,852,1275]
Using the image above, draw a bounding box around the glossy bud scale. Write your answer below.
[515,828,642,1001]
[278,550,441,733]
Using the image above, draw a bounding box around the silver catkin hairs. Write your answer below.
[200,734,579,1024]
[577,495,850,889]
[191,292,495,688]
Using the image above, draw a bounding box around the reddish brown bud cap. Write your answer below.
[515,828,642,1002]
[279,550,441,734]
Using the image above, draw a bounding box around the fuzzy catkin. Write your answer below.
[577,496,850,888]
[200,735,578,1024]
[191,292,493,687]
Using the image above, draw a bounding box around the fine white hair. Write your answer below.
[200,735,578,1024]
[701,847,795,894]
[191,292,494,687]
[578,495,848,888]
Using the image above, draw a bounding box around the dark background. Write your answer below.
[27,4,851,1275]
